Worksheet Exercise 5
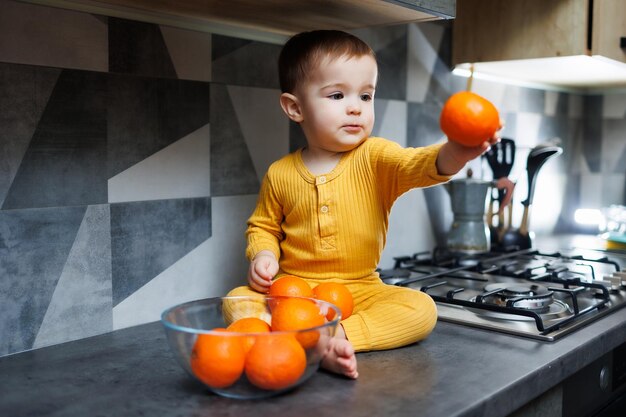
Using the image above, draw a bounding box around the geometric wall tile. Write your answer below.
[107,74,211,178]
[356,25,407,101]
[373,99,408,145]
[544,91,559,116]
[33,204,112,349]
[210,84,260,195]
[499,113,518,141]
[0,63,60,208]
[422,185,454,248]
[212,34,281,89]
[0,205,86,355]
[108,18,176,78]
[407,99,446,148]
[514,112,542,149]
[2,70,107,210]
[602,119,626,174]
[108,123,211,203]
[379,39,409,101]
[227,85,288,181]
[568,94,584,119]
[519,88,545,113]
[112,194,257,330]
[380,188,437,269]
[110,197,211,307]
[544,91,569,117]
[603,93,626,119]
[581,95,604,173]
[160,25,212,82]
[0,1,107,72]
[407,22,447,104]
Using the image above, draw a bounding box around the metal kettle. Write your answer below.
[445,175,492,254]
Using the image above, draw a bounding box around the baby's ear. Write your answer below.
[279,93,303,123]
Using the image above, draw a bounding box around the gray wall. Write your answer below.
[1,0,624,356]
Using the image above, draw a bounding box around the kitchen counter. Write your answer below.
[3,234,626,416]
[1,305,625,416]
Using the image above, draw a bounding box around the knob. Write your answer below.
[599,365,610,391]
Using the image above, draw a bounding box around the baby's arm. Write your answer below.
[247,250,279,293]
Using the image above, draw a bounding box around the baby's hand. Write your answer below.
[437,124,503,176]
[248,251,279,293]
[450,132,500,163]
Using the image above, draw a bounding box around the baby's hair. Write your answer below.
[278,30,376,93]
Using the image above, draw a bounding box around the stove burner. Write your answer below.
[467,299,572,322]
[482,283,555,312]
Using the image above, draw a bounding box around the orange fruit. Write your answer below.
[271,298,325,349]
[440,91,500,147]
[269,275,313,298]
[245,334,307,390]
[226,317,271,353]
[190,329,245,389]
[312,282,354,320]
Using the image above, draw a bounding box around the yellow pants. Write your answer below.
[225,275,437,352]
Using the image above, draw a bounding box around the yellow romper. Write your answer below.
[228,137,451,352]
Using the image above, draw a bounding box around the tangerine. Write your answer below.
[440,91,500,147]
[226,317,271,353]
[245,334,307,390]
[269,275,313,298]
[271,298,325,349]
[312,282,354,320]
[190,329,245,389]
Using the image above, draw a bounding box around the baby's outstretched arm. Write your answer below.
[248,250,279,293]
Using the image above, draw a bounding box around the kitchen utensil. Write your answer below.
[501,143,563,249]
[161,296,340,399]
[445,171,515,254]
[503,186,515,242]
[445,176,493,254]
[484,138,516,241]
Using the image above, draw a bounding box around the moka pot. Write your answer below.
[445,178,492,254]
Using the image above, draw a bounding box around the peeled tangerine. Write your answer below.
[440,91,500,147]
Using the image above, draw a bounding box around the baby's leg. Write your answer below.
[320,325,358,379]
[341,282,437,352]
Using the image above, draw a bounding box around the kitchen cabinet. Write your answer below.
[22,0,456,44]
[453,0,626,64]
[451,0,626,90]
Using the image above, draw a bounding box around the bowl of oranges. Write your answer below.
[161,295,341,399]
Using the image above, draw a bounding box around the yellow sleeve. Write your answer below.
[367,138,452,203]
[245,172,283,261]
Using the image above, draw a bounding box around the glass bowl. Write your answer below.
[161,296,340,399]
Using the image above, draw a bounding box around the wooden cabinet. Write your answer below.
[452,0,626,65]
[24,0,456,43]
[592,0,626,63]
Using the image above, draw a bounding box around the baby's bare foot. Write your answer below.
[321,337,358,379]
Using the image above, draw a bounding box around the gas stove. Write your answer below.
[379,247,626,341]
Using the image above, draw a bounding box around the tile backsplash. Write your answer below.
[1,0,624,356]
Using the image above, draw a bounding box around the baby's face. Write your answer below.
[296,54,377,154]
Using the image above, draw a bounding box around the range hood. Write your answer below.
[452,0,626,92]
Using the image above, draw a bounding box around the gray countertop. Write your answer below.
[2,234,626,416]
[1,306,625,417]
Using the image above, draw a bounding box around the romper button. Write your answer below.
[321,205,329,213]
[318,176,326,184]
